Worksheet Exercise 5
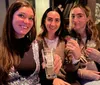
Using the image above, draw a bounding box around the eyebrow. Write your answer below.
[47,16,60,19]
[18,12,34,17]
[72,13,84,15]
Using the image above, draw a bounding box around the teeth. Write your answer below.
[21,25,27,29]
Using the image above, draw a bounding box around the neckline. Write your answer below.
[44,37,58,43]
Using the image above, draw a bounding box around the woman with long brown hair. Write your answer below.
[0,0,62,85]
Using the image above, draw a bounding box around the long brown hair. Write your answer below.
[0,0,36,83]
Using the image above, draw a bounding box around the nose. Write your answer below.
[23,18,30,24]
[51,20,56,26]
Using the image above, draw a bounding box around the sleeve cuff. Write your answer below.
[72,57,80,64]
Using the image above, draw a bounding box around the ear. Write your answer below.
[86,16,91,22]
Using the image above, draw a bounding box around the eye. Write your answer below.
[77,15,82,18]
[29,17,34,21]
[47,18,53,22]
[18,13,25,18]
[71,15,75,19]
[55,18,60,22]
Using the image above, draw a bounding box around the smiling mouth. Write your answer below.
[50,27,55,30]
[20,25,28,29]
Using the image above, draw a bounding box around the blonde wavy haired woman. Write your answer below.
[66,4,100,85]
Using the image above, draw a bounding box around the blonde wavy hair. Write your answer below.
[68,4,100,49]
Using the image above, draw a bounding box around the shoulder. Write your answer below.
[32,40,43,51]
[36,36,43,42]
[58,39,65,48]
[0,39,3,52]
[36,36,44,48]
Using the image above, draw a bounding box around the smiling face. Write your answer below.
[70,7,89,33]
[12,7,34,38]
[45,11,61,36]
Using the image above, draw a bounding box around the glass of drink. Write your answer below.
[86,40,98,71]
[86,40,96,61]
[42,48,57,79]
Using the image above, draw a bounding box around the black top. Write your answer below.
[16,46,36,77]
